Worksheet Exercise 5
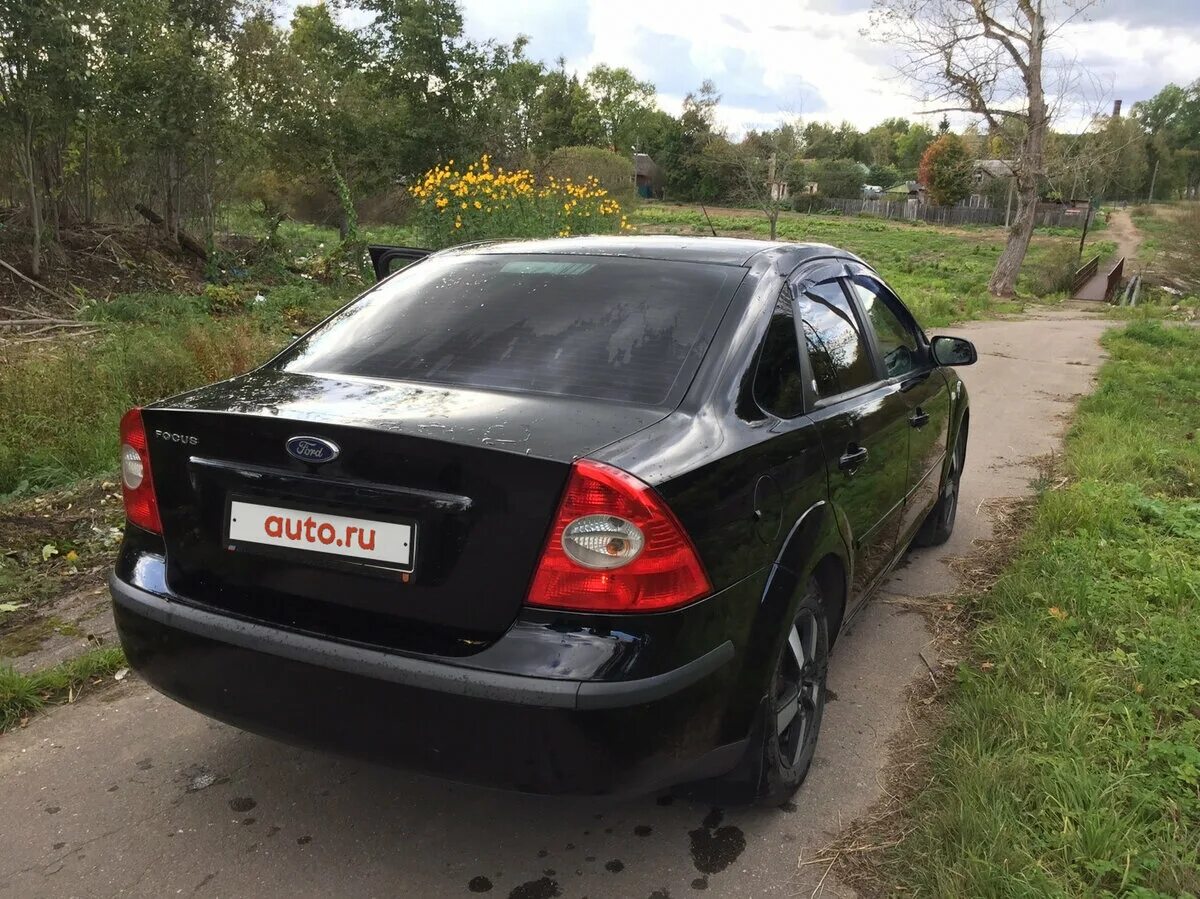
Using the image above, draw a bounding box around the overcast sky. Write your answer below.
[451,0,1200,135]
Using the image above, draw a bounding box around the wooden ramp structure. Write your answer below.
[1072,254,1125,302]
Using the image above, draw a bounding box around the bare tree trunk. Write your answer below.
[165,151,179,242]
[987,4,1046,298]
[201,153,215,247]
[83,122,93,225]
[989,172,1040,295]
[19,116,43,279]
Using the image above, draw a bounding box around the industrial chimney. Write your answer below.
[1113,99,1123,118]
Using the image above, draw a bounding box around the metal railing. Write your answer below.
[1072,255,1100,295]
[1104,257,1125,302]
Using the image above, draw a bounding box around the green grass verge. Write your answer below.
[0,281,358,497]
[0,646,126,732]
[888,321,1200,897]
[630,203,1113,326]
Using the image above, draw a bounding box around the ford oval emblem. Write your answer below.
[286,436,340,464]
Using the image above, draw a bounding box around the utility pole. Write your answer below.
[1147,158,1159,203]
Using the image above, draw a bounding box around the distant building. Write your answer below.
[885,180,925,201]
[633,153,663,199]
[974,159,1016,182]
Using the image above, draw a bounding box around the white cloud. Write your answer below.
[458,0,1200,136]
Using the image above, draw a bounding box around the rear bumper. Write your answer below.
[111,574,749,795]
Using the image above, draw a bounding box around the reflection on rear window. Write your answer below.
[279,254,742,406]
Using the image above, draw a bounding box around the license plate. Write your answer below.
[227,500,414,571]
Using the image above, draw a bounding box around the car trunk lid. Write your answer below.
[143,370,667,655]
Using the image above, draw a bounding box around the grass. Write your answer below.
[1110,203,1200,322]
[879,321,1200,897]
[0,200,1118,496]
[0,281,358,497]
[0,646,126,732]
[0,205,1098,495]
[1131,202,1200,280]
[630,202,1115,326]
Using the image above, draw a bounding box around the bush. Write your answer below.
[542,146,635,201]
[1028,241,1081,296]
[408,154,630,249]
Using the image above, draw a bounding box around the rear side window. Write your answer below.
[279,254,742,406]
[753,285,805,418]
[797,280,876,399]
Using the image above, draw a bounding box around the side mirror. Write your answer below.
[930,335,977,366]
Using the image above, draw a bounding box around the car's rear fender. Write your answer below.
[721,500,849,733]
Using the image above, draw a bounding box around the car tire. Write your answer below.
[750,578,831,807]
[913,430,965,548]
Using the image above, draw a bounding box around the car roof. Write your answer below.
[438,234,850,268]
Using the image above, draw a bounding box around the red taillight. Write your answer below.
[119,407,162,534]
[526,459,712,613]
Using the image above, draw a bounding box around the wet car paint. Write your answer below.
[111,235,970,795]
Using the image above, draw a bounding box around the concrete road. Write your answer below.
[0,311,1113,899]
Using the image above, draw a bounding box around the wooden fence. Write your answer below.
[789,196,1093,229]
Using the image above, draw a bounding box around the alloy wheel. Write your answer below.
[773,609,824,768]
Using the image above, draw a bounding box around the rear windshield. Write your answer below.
[278,254,743,406]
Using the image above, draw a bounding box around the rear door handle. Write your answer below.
[839,445,869,474]
[909,408,930,429]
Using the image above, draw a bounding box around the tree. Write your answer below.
[872,0,1098,297]
[584,64,656,151]
[532,59,602,157]
[864,118,909,166]
[656,79,721,201]
[868,163,902,189]
[1132,81,1200,199]
[895,122,935,174]
[707,122,803,238]
[919,133,973,205]
[1045,114,1149,202]
[812,158,866,198]
[802,120,868,161]
[102,0,241,243]
[0,0,94,276]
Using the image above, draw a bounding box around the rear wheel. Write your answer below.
[751,579,830,806]
[914,430,965,547]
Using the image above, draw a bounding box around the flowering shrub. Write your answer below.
[408,154,631,248]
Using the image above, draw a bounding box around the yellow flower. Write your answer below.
[454,218,462,229]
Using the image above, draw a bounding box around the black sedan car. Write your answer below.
[111,236,975,805]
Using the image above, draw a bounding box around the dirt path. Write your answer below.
[1106,207,1143,265]
[1074,208,1143,300]
[0,311,1115,899]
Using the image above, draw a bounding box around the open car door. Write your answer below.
[367,245,431,282]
